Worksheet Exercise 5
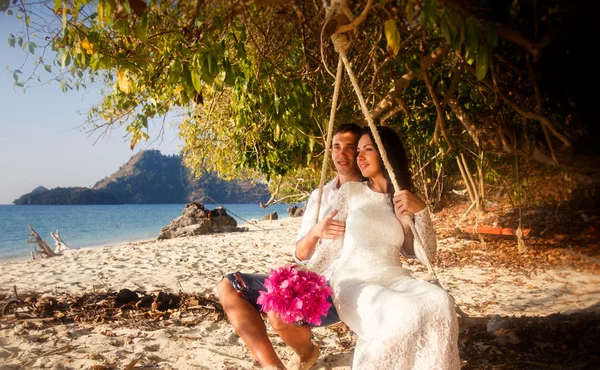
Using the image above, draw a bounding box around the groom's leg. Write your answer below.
[216,274,285,369]
[269,293,340,368]
[268,312,313,358]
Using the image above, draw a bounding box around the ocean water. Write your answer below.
[0,203,297,262]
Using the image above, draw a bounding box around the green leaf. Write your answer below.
[274,124,281,141]
[422,0,437,29]
[449,12,463,50]
[465,17,481,54]
[61,51,71,68]
[181,67,195,97]
[384,19,401,57]
[191,70,202,93]
[44,64,52,73]
[114,20,130,35]
[223,60,235,86]
[470,88,481,102]
[440,14,451,44]
[8,34,15,47]
[236,44,246,59]
[201,54,215,84]
[62,2,67,32]
[208,54,219,77]
[475,46,490,81]
[405,2,414,24]
[28,42,36,54]
[465,45,476,65]
[135,14,149,43]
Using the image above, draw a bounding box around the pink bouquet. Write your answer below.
[257,264,332,325]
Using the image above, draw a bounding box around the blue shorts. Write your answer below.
[224,271,340,327]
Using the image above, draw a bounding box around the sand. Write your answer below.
[1,217,599,369]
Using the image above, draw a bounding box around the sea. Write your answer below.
[0,203,299,262]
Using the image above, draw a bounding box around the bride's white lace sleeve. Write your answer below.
[400,207,437,265]
[305,183,349,274]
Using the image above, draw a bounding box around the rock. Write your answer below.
[287,205,305,217]
[157,230,172,240]
[153,292,180,311]
[115,289,139,304]
[157,203,242,240]
[173,222,210,237]
[136,295,154,309]
[262,212,278,221]
[487,314,512,333]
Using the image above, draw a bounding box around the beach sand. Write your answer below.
[1,217,599,369]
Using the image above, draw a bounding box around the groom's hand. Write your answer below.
[312,210,345,239]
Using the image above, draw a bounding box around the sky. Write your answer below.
[0,13,182,204]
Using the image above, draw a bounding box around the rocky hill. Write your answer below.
[13,187,122,205]
[92,150,270,204]
[14,150,271,205]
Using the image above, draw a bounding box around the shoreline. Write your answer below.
[0,236,160,264]
[0,218,301,297]
[0,217,290,264]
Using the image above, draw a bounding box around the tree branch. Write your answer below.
[335,0,373,34]
[489,52,572,147]
[421,50,455,150]
[369,43,451,122]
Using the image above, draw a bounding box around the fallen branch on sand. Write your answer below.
[50,229,69,253]
[26,224,58,258]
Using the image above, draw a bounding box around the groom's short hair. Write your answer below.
[333,123,361,137]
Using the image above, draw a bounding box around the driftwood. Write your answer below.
[50,229,69,253]
[26,224,57,258]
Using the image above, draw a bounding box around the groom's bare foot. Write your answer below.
[286,343,320,370]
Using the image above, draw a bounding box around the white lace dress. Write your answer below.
[307,182,460,370]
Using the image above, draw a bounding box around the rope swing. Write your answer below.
[315,0,441,285]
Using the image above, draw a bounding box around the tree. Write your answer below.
[4,0,599,205]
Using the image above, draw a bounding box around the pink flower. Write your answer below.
[257,264,332,325]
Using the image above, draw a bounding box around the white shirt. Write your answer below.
[293,178,341,279]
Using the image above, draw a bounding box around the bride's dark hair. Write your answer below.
[361,126,412,192]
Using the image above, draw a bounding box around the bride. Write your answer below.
[307,125,460,369]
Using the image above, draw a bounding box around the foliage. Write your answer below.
[4,0,598,205]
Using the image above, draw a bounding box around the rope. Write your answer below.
[313,55,345,225]
[205,195,268,231]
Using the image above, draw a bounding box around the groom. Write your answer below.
[216,123,363,370]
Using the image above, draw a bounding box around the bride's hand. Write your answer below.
[393,190,426,220]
